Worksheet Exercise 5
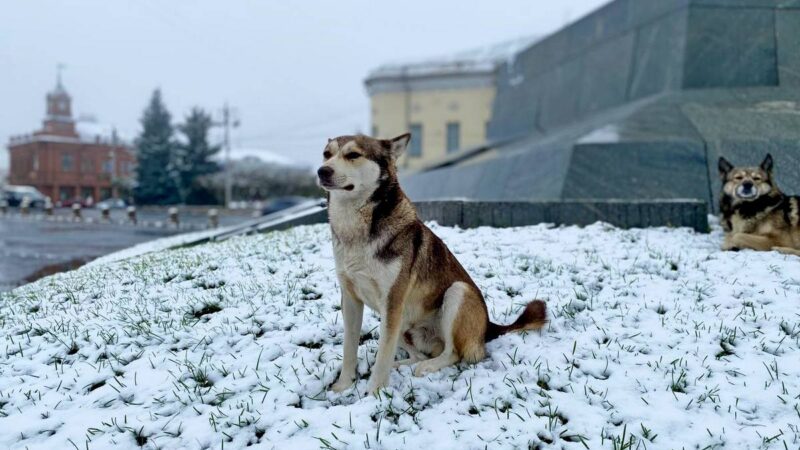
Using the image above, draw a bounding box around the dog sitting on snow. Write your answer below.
[317,133,546,394]
[719,153,800,256]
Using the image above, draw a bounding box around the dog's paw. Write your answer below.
[721,236,739,251]
[393,358,418,368]
[366,376,388,395]
[772,246,800,257]
[330,377,355,393]
[413,361,436,377]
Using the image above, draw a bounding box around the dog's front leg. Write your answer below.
[367,301,404,395]
[331,293,363,392]
[729,233,775,251]
[721,233,737,251]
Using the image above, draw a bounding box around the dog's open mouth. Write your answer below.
[320,182,355,191]
[736,188,758,199]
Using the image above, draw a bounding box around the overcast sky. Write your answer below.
[0,0,608,171]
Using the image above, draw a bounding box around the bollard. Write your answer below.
[20,196,31,216]
[168,207,179,227]
[208,208,219,229]
[0,199,7,215]
[100,205,111,222]
[127,206,137,225]
[44,197,54,216]
[72,203,82,221]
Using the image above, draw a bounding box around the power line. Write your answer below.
[236,106,365,143]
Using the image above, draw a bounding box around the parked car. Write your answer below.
[59,198,90,208]
[60,196,103,208]
[1,185,47,208]
[260,196,314,216]
[95,198,128,210]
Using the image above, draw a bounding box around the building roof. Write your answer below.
[366,35,538,81]
[75,119,127,144]
[49,82,69,97]
[9,119,130,147]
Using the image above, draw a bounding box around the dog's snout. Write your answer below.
[317,166,334,180]
[742,181,754,191]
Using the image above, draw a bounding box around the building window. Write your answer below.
[59,186,75,201]
[81,158,95,173]
[81,186,94,200]
[408,124,422,157]
[33,154,39,171]
[446,122,460,153]
[103,160,113,174]
[61,154,74,172]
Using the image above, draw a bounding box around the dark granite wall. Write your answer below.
[777,10,800,86]
[488,0,799,140]
[404,0,800,213]
[683,7,778,88]
[489,1,692,141]
[246,200,710,235]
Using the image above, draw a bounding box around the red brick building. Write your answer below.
[7,78,135,204]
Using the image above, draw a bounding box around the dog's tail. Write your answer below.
[486,300,547,341]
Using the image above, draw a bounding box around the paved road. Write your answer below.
[0,208,255,292]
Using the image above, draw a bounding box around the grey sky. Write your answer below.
[0,0,608,171]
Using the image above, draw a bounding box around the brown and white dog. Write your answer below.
[317,133,546,394]
[719,153,800,256]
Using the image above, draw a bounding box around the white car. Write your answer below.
[95,198,128,210]
[1,185,47,208]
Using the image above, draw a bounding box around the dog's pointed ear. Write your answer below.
[760,153,773,173]
[718,156,733,178]
[327,137,333,143]
[385,133,411,157]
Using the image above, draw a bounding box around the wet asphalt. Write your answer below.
[0,208,254,292]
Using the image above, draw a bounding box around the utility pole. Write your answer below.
[215,103,239,209]
[110,128,118,198]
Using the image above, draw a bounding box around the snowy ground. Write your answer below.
[85,227,226,268]
[2,220,800,450]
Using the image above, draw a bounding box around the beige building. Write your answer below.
[364,37,535,170]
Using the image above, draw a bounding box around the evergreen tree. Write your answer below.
[133,90,179,205]
[175,108,221,204]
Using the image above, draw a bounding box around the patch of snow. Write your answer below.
[752,101,800,115]
[86,227,229,268]
[2,220,800,449]
[577,124,621,144]
[75,119,128,144]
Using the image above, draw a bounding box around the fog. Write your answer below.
[0,0,608,171]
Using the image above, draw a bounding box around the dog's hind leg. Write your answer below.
[331,292,364,392]
[394,337,427,367]
[414,282,485,377]
[773,246,800,257]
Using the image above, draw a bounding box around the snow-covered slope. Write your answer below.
[1,222,800,449]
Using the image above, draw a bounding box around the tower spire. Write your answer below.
[43,63,76,136]
[56,63,66,91]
